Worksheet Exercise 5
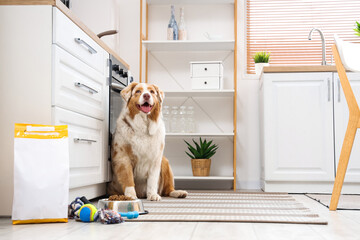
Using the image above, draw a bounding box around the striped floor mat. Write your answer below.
[127,191,327,224]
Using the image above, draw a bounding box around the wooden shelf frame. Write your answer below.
[140,0,237,190]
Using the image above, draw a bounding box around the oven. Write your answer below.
[108,55,133,160]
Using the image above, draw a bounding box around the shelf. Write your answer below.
[174,176,234,180]
[142,40,235,52]
[166,133,234,137]
[165,90,234,97]
[147,0,234,5]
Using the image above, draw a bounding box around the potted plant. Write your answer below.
[253,51,271,75]
[354,21,360,36]
[184,137,218,176]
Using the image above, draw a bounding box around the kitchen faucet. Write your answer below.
[308,28,326,65]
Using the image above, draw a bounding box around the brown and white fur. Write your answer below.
[107,82,188,201]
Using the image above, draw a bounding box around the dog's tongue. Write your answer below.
[140,104,152,113]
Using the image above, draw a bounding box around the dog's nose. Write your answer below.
[143,93,150,100]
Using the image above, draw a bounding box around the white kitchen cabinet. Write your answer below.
[52,107,107,189]
[261,71,360,193]
[0,5,111,215]
[334,72,360,183]
[260,73,335,192]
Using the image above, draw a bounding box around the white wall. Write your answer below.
[71,0,140,81]
[72,0,261,189]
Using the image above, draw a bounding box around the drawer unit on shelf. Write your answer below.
[52,45,106,120]
[52,8,107,74]
[190,61,223,90]
[191,77,221,90]
[52,107,106,189]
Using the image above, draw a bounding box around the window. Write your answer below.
[246,0,360,74]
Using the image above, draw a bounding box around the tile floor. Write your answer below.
[1,194,360,240]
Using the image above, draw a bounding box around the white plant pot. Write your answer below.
[255,63,269,75]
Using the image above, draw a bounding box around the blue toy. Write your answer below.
[118,211,139,219]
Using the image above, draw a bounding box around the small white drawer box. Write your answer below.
[190,61,223,90]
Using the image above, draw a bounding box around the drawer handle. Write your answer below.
[74,82,98,94]
[204,68,208,71]
[74,38,97,54]
[74,138,97,143]
[204,81,208,85]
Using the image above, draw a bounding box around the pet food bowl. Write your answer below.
[97,199,146,214]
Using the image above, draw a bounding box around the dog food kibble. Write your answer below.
[108,195,134,201]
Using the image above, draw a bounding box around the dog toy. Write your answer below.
[68,196,93,219]
[79,204,99,222]
[99,209,124,224]
[119,211,139,219]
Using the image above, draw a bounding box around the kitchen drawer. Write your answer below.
[53,8,107,74]
[192,77,221,90]
[52,45,107,120]
[191,62,223,77]
[52,107,104,188]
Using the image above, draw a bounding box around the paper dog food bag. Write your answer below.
[12,124,69,224]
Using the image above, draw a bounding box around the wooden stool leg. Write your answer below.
[330,122,358,210]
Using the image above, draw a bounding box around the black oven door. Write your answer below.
[109,79,125,160]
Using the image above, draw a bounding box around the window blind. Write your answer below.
[246,0,360,74]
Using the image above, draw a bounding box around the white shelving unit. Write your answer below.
[140,0,237,189]
[165,90,234,97]
[174,176,234,180]
[147,0,234,4]
[166,133,234,137]
[142,40,235,52]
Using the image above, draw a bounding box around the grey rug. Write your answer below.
[306,194,360,210]
[128,191,327,224]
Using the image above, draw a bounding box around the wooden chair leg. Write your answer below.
[330,122,358,210]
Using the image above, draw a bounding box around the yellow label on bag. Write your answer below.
[14,124,68,139]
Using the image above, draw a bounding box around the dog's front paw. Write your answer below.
[147,193,161,201]
[124,186,138,200]
[169,190,188,198]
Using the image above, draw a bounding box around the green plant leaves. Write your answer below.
[354,21,360,36]
[184,137,218,159]
[253,51,270,63]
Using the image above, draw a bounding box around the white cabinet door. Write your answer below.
[334,72,360,182]
[262,72,335,182]
[52,107,107,188]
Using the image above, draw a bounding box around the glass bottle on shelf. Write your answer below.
[162,105,170,133]
[178,106,187,133]
[167,5,178,40]
[170,106,179,133]
[178,7,187,40]
[186,106,196,133]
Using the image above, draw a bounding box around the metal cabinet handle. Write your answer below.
[327,78,331,102]
[74,138,97,143]
[337,78,341,102]
[74,82,98,94]
[74,38,97,54]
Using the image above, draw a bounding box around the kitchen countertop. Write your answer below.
[0,0,130,69]
[263,65,338,73]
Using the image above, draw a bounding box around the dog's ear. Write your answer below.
[121,82,138,102]
[153,84,164,103]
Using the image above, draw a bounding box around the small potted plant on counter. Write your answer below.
[253,51,271,75]
[184,137,218,176]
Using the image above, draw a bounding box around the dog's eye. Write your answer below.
[136,90,141,94]
[150,90,155,94]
